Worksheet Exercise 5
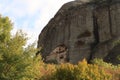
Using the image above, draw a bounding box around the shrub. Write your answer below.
[53,63,75,80]
[92,58,120,80]
[45,59,112,80]
[74,59,111,80]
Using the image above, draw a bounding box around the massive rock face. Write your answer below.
[37,0,120,64]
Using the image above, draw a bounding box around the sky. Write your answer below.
[0,0,74,45]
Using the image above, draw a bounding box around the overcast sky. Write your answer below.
[0,0,74,45]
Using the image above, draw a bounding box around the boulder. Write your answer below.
[37,0,120,64]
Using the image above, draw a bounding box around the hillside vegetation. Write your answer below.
[0,15,120,80]
[39,59,120,80]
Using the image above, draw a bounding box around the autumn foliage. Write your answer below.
[37,59,120,80]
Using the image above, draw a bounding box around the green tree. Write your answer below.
[0,15,41,80]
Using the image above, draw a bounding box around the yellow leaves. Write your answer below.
[77,59,88,72]
[59,63,74,71]
[39,59,112,80]
[39,63,56,80]
[78,58,88,65]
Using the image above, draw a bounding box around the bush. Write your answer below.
[92,58,120,80]
[53,63,75,80]
[75,59,111,80]
[43,59,112,80]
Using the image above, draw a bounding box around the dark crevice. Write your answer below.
[93,12,99,45]
[66,14,71,62]
[88,10,100,63]
[108,3,113,37]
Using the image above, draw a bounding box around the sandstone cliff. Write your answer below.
[37,0,120,65]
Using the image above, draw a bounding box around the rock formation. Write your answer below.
[37,0,120,64]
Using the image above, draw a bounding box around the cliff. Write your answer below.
[37,0,120,65]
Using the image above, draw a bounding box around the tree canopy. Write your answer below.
[0,15,41,80]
